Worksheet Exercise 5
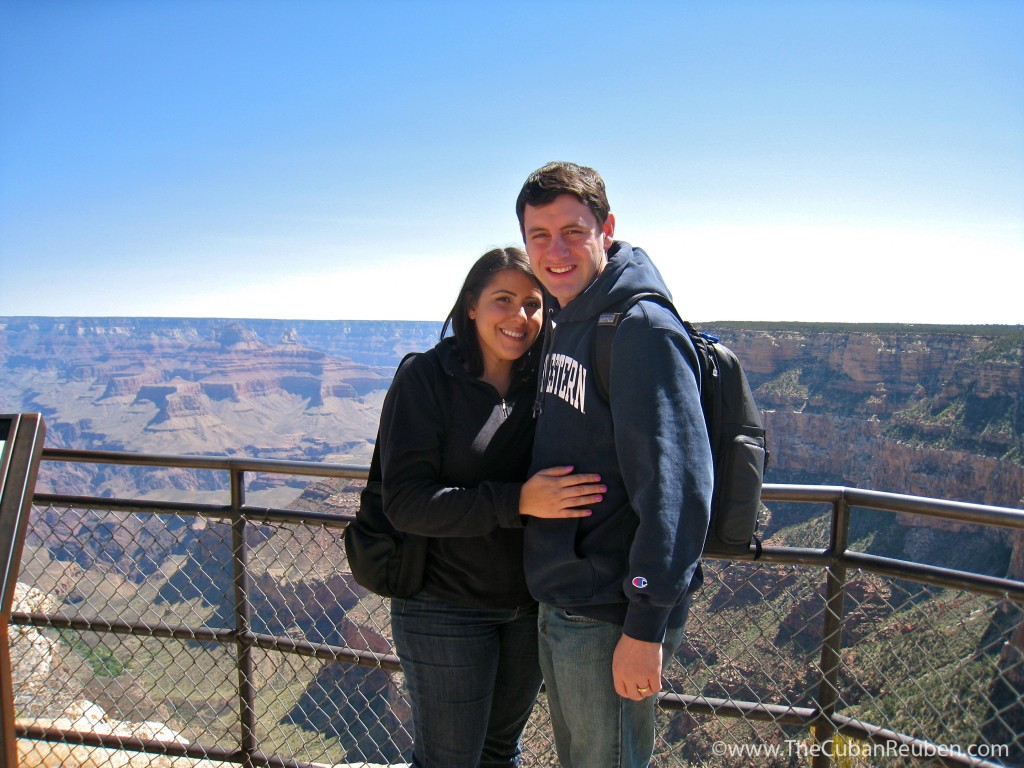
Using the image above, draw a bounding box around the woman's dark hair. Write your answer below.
[441,247,544,379]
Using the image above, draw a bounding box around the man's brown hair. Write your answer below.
[516,161,611,230]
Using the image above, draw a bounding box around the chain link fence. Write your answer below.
[9,456,1024,767]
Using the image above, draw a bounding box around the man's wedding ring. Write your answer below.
[636,685,651,693]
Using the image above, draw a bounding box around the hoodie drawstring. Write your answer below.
[532,305,557,418]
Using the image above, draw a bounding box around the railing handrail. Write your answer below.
[39,446,370,479]
[38,447,1024,530]
[761,483,1024,531]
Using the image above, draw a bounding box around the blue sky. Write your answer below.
[1,0,1022,324]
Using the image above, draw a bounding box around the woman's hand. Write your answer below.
[519,466,604,518]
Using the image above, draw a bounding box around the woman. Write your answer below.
[379,247,604,768]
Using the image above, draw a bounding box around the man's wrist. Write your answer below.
[623,605,670,644]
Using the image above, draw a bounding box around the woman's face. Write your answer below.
[468,269,544,372]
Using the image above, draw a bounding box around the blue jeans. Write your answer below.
[537,602,687,768]
[391,594,543,768]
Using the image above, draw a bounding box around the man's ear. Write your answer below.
[601,212,616,249]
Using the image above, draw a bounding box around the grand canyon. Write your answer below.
[3,316,1020,508]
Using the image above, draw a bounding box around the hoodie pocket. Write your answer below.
[524,519,596,602]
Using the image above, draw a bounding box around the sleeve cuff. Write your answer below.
[623,603,671,644]
[492,482,525,529]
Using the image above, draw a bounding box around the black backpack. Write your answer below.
[344,353,431,597]
[591,293,768,558]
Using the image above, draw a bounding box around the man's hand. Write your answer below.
[612,634,663,700]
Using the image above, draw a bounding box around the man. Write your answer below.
[516,161,713,767]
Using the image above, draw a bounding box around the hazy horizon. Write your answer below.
[2,314,1021,331]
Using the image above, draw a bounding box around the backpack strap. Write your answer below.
[592,293,721,460]
[592,292,684,403]
[368,350,431,482]
[365,431,383,484]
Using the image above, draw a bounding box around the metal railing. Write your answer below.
[7,448,1024,767]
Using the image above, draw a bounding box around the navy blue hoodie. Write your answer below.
[525,241,713,643]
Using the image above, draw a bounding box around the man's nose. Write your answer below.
[550,234,569,255]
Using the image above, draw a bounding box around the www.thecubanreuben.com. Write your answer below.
[711,739,1009,760]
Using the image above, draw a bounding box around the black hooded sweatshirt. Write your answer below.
[378,336,536,609]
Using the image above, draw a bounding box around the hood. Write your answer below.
[553,241,672,323]
[434,335,468,378]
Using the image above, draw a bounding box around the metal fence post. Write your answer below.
[230,464,258,768]
[811,492,852,768]
[0,414,46,768]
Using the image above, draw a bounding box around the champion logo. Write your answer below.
[632,576,649,589]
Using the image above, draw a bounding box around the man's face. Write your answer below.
[522,194,615,307]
